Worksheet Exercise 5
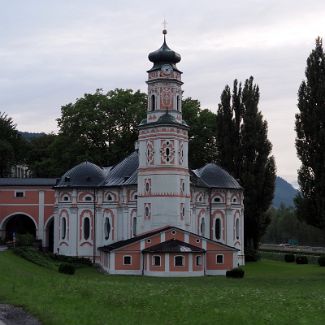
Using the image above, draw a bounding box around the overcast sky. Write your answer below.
[1,0,324,186]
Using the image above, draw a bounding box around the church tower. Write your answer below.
[137,29,191,233]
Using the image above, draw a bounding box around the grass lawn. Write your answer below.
[1,250,325,325]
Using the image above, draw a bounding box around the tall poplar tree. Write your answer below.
[216,77,276,250]
[295,37,325,229]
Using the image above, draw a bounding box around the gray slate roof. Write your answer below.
[194,163,242,189]
[142,239,205,253]
[55,161,106,188]
[0,178,57,186]
[54,152,241,190]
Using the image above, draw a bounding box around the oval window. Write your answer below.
[83,217,90,240]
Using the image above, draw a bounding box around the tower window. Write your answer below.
[151,94,155,111]
[176,95,180,111]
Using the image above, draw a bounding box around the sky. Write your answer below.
[1,0,325,187]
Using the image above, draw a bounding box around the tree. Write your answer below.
[295,37,325,230]
[216,77,276,250]
[55,88,147,172]
[0,112,27,177]
[27,133,59,177]
[182,98,218,169]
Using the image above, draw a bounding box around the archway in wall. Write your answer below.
[4,214,36,241]
[45,218,54,252]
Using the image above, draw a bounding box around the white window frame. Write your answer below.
[152,255,161,266]
[174,255,184,267]
[15,191,25,198]
[216,254,224,264]
[123,255,132,265]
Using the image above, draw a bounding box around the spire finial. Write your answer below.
[162,19,167,40]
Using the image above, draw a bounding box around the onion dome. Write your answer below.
[194,163,242,189]
[148,29,181,72]
[55,161,106,188]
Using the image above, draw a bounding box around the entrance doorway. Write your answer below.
[4,214,36,241]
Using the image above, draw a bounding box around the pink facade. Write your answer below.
[0,182,56,249]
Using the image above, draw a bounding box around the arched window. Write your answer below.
[83,217,90,240]
[236,218,240,240]
[61,217,67,240]
[133,217,137,237]
[145,206,149,218]
[151,94,155,111]
[215,218,221,240]
[85,196,92,202]
[200,217,205,236]
[104,217,111,240]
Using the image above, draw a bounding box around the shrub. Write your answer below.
[296,255,308,264]
[318,255,325,267]
[16,233,34,246]
[58,263,75,275]
[284,254,295,263]
[13,247,53,268]
[245,248,260,262]
[226,267,245,278]
[48,253,92,266]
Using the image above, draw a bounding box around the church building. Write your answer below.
[0,30,244,276]
[53,29,245,276]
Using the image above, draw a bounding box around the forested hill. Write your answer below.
[273,176,298,208]
[19,131,45,142]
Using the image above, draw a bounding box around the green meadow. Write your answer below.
[1,250,325,325]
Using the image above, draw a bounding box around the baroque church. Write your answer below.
[0,30,244,276]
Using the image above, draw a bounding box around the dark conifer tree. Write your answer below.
[295,37,325,229]
[216,77,276,250]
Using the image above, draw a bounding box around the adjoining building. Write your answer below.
[0,30,244,276]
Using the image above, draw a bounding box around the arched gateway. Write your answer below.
[1,213,37,241]
[0,177,56,248]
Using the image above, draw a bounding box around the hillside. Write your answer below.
[273,176,298,208]
[19,131,45,142]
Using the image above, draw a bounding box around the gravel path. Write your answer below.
[0,305,41,325]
